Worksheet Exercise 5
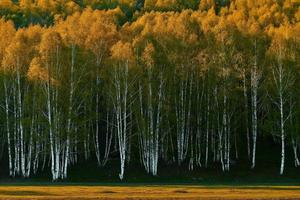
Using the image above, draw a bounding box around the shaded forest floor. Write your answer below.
[1,145,300,199]
[1,140,300,186]
[1,157,300,186]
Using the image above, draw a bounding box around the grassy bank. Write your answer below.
[1,185,300,199]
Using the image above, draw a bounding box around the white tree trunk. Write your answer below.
[4,80,13,176]
[251,40,258,169]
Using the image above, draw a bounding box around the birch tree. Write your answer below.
[110,41,136,180]
[136,42,164,175]
[0,18,15,177]
[267,25,297,175]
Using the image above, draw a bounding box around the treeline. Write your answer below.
[0,0,299,181]
[0,0,232,27]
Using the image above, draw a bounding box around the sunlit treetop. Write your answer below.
[0,18,16,66]
[0,0,15,9]
[295,7,300,22]
[226,0,291,34]
[212,17,235,44]
[19,0,35,11]
[199,0,215,11]
[85,17,119,64]
[194,7,218,35]
[27,56,48,81]
[125,10,198,48]
[55,7,121,58]
[142,42,155,67]
[119,0,135,7]
[111,40,135,63]
[1,24,43,73]
[35,0,55,12]
[267,23,299,62]
[144,0,180,11]
[39,28,62,58]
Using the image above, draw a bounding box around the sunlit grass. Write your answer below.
[0,186,300,199]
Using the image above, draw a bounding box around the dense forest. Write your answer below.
[0,0,299,181]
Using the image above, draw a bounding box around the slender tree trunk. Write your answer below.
[251,40,258,169]
[4,79,13,176]
[292,138,300,167]
[279,91,285,175]
[64,45,76,179]
[243,72,250,160]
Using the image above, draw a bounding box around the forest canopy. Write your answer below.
[0,0,300,181]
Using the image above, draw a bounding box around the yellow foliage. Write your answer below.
[36,0,56,13]
[27,57,48,81]
[144,0,179,10]
[0,18,15,66]
[142,42,155,66]
[84,10,119,62]
[0,0,14,9]
[144,0,156,9]
[199,0,215,11]
[39,28,62,60]
[126,10,197,46]
[248,20,262,36]
[213,17,234,44]
[2,32,22,72]
[119,0,135,7]
[65,1,81,15]
[2,24,44,72]
[28,56,58,84]
[268,24,297,61]
[19,0,35,11]
[194,51,210,75]
[0,0,299,79]
[26,25,44,51]
[111,41,134,62]
[56,7,121,48]
[156,0,177,8]
[199,8,219,34]
[295,8,300,22]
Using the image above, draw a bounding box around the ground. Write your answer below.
[1,185,300,199]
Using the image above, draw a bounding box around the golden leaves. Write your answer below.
[126,10,197,46]
[198,7,219,35]
[28,57,58,85]
[0,0,14,9]
[194,51,210,75]
[156,0,178,9]
[2,29,28,72]
[55,7,121,57]
[4,25,44,72]
[36,0,55,13]
[0,0,300,83]
[144,0,179,10]
[65,1,81,14]
[85,14,119,61]
[142,42,155,66]
[268,24,297,61]
[19,0,34,11]
[27,57,47,81]
[199,0,215,12]
[0,18,15,62]
[39,28,62,59]
[111,41,134,63]
[119,0,135,7]
[295,8,300,22]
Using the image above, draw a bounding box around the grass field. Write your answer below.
[0,186,300,199]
